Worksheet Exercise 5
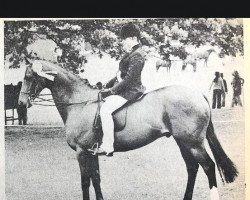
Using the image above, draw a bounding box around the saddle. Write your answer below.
[93,93,145,133]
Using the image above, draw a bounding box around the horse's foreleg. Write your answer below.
[176,139,199,200]
[89,155,104,200]
[193,64,197,72]
[204,59,208,67]
[77,147,91,200]
[17,107,22,125]
[23,108,27,125]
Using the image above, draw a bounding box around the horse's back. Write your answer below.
[124,85,209,111]
[114,85,210,131]
[112,85,211,151]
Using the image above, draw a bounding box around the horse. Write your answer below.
[182,58,197,72]
[182,49,216,72]
[156,59,171,72]
[4,82,28,125]
[19,59,238,200]
[195,48,216,67]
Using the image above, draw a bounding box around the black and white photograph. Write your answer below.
[1,18,248,200]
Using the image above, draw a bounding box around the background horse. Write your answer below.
[182,49,216,72]
[19,59,238,200]
[4,82,28,125]
[182,57,197,72]
[194,48,216,67]
[156,59,171,72]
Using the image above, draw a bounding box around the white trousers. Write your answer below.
[100,95,127,153]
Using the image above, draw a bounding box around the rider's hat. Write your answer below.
[120,22,141,40]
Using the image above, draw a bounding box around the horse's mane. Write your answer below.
[39,60,95,88]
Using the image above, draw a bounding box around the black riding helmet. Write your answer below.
[120,22,141,40]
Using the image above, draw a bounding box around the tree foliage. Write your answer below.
[4,18,243,73]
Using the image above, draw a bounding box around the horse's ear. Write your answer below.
[44,71,58,81]
[45,71,58,75]
[44,71,57,81]
[32,60,57,81]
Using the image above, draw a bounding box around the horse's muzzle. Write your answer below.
[18,97,32,108]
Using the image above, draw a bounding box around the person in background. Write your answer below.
[16,81,28,125]
[231,70,244,107]
[95,82,103,89]
[220,73,228,107]
[209,71,225,109]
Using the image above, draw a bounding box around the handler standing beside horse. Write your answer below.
[90,23,146,156]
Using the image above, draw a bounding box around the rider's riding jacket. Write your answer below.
[105,44,146,101]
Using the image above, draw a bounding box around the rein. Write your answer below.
[21,92,101,107]
[21,62,102,107]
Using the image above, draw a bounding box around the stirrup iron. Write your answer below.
[87,142,99,155]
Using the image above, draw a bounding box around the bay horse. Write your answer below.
[18,59,238,200]
[156,59,171,72]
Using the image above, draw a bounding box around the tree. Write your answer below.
[4,18,243,73]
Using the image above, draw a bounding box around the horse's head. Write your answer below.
[18,59,57,107]
[208,48,216,54]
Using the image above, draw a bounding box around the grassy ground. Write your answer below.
[5,107,245,200]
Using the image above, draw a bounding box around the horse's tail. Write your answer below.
[204,96,238,183]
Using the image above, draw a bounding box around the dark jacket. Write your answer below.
[222,79,228,93]
[231,77,244,96]
[105,44,146,101]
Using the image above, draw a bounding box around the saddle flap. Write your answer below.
[113,107,128,132]
[113,93,145,131]
[93,93,146,133]
[92,104,127,133]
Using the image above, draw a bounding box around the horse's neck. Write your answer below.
[47,69,99,123]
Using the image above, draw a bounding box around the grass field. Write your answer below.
[5,107,245,200]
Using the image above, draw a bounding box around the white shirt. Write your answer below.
[210,77,225,91]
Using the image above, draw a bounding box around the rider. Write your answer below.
[92,22,147,156]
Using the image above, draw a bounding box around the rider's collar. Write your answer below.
[132,44,141,52]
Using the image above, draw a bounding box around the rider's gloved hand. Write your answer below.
[100,88,112,98]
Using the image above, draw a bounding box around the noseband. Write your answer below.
[21,74,39,101]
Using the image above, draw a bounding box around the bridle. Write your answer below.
[21,73,39,101]
[21,73,102,107]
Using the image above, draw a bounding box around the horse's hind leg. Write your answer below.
[190,144,219,200]
[176,139,199,200]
